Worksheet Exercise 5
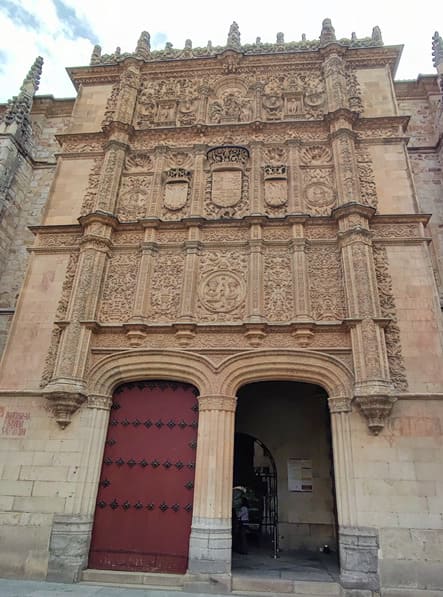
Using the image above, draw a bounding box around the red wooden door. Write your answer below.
[89,381,199,574]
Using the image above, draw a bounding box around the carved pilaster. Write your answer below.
[178,226,201,321]
[287,141,302,212]
[190,146,207,215]
[290,221,311,321]
[129,224,158,330]
[322,50,348,113]
[331,128,360,205]
[334,204,395,433]
[44,214,115,428]
[115,63,140,125]
[247,223,264,321]
[94,141,127,213]
[149,147,168,216]
[250,143,262,213]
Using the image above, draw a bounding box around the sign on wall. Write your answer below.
[287,458,313,492]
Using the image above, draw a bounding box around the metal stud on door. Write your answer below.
[89,381,199,574]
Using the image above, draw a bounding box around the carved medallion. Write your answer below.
[199,271,245,313]
[305,182,334,207]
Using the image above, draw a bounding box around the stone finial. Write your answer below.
[1,56,43,142]
[302,33,306,42]
[185,39,192,49]
[256,37,261,45]
[90,44,102,65]
[320,18,336,46]
[432,31,443,67]
[227,21,241,50]
[135,31,151,60]
[115,46,121,59]
[276,32,284,44]
[372,26,383,44]
[207,40,213,51]
[351,32,357,41]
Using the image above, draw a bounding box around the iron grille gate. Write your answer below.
[89,381,199,574]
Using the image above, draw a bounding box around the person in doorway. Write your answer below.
[236,497,249,554]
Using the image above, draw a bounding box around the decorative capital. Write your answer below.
[328,396,352,414]
[355,393,396,434]
[198,395,237,413]
[87,394,112,410]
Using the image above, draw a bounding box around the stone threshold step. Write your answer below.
[232,577,341,596]
[82,568,185,588]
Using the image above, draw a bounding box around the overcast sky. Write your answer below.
[0,0,440,102]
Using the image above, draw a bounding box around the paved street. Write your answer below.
[0,579,195,597]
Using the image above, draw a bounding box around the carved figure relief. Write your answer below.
[117,176,151,221]
[197,251,247,321]
[308,246,345,321]
[264,249,293,321]
[99,252,139,322]
[149,251,185,321]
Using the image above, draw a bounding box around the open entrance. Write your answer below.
[233,381,339,582]
[88,380,199,574]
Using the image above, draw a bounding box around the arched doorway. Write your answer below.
[233,433,279,557]
[88,380,199,574]
[233,381,339,578]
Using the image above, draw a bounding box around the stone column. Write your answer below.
[179,226,201,321]
[188,394,237,576]
[246,222,264,321]
[328,395,380,592]
[47,395,113,582]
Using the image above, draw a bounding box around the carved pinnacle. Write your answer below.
[432,31,443,67]
[135,31,151,60]
[227,21,241,50]
[320,18,336,46]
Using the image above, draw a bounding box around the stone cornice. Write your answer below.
[394,74,440,99]
[66,44,403,91]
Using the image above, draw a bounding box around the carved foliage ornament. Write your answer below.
[373,245,408,392]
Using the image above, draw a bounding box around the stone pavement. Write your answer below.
[0,579,193,597]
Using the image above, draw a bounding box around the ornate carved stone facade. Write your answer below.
[0,19,443,596]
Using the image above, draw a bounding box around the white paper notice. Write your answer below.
[287,458,313,492]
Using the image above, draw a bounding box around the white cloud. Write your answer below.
[0,0,440,102]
